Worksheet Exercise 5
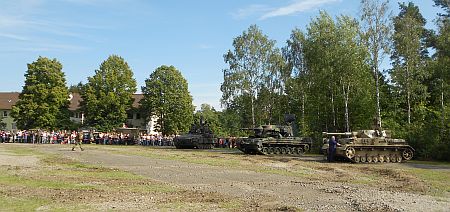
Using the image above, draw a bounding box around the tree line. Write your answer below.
[12,56,194,136]
[220,0,449,161]
[8,0,448,161]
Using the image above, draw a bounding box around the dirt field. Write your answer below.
[1,143,449,211]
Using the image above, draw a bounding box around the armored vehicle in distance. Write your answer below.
[237,115,313,155]
[322,130,414,163]
[174,118,215,149]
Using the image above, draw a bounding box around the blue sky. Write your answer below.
[0,0,443,110]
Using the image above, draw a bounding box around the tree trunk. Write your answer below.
[343,84,350,132]
[375,65,382,128]
[441,78,445,142]
[302,93,305,133]
[251,93,255,127]
[330,86,336,131]
[406,65,411,124]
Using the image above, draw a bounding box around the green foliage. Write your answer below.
[68,82,83,93]
[360,0,393,128]
[221,25,285,127]
[81,55,137,131]
[390,2,430,124]
[11,56,70,130]
[141,65,194,135]
[193,104,223,136]
[285,12,374,133]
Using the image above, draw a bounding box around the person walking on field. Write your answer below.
[72,130,84,151]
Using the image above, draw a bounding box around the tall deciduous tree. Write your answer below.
[221,25,282,127]
[360,0,392,128]
[283,29,311,135]
[286,12,373,133]
[12,57,70,130]
[335,16,372,132]
[81,55,137,131]
[141,65,193,135]
[391,2,430,125]
[431,0,450,145]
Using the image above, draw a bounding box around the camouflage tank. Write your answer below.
[321,130,414,163]
[173,118,215,149]
[237,115,313,155]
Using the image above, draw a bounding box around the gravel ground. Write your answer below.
[1,143,449,211]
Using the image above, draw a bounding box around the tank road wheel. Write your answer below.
[303,145,310,152]
[396,155,403,163]
[390,155,397,163]
[367,156,373,163]
[354,155,361,163]
[373,156,379,163]
[345,147,356,159]
[384,155,390,163]
[360,155,367,163]
[262,147,269,154]
[402,149,413,161]
[378,155,385,163]
[281,147,287,155]
[287,147,293,155]
[389,155,396,163]
[273,147,280,154]
[297,148,304,155]
[268,147,274,154]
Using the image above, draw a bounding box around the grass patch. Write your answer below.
[219,200,242,210]
[410,160,450,167]
[405,168,450,196]
[1,144,40,156]
[0,196,49,211]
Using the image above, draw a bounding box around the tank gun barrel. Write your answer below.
[322,132,353,136]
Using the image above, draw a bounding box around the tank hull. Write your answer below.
[238,137,312,155]
[322,135,415,163]
[174,134,214,149]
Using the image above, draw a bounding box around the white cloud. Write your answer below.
[260,0,340,20]
[0,33,29,41]
[231,4,272,20]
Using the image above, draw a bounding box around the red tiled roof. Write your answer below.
[132,94,144,108]
[0,92,19,110]
[68,93,81,110]
[0,92,143,110]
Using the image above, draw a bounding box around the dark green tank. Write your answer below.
[173,118,215,149]
[237,115,313,155]
[321,130,414,163]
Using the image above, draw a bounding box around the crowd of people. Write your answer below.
[0,130,239,149]
[138,134,175,146]
[1,130,71,144]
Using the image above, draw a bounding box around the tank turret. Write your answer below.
[173,117,215,149]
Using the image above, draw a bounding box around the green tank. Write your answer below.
[174,118,215,149]
[237,115,313,155]
[321,130,414,163]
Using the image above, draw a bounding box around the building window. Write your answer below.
[127,113,133,119]
[136,113,141,120]
[3,111,7,117]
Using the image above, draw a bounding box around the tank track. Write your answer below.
[174,144,213,149]
[343,146,414,163]
[241,144,310,156]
